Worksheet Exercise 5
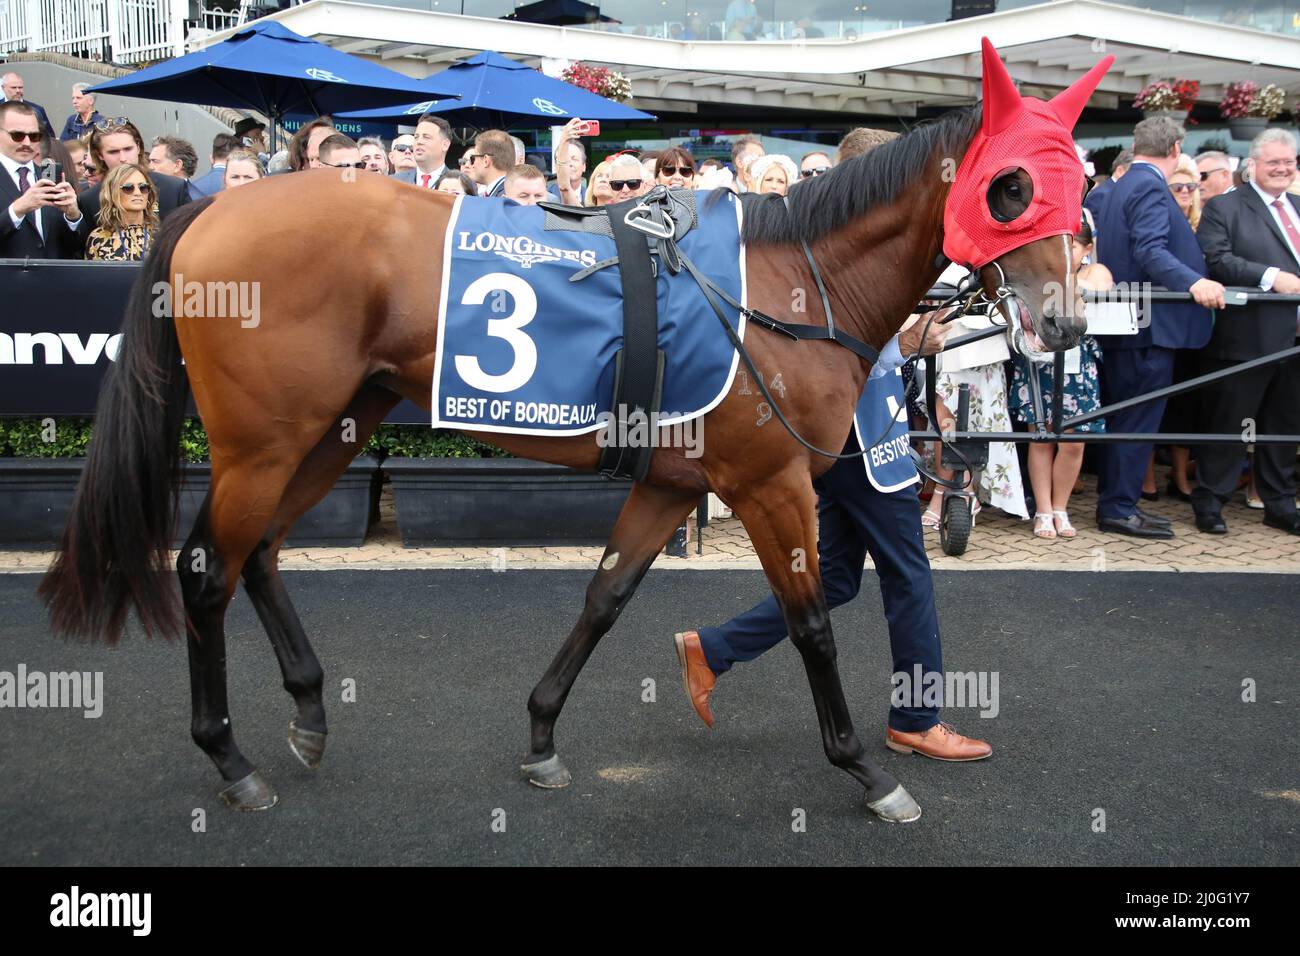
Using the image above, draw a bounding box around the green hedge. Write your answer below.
[0,419,507,461]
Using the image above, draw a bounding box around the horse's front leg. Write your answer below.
[730,470,922,823]
[521,480,701,788]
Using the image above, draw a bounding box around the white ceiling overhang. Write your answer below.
[210,0,1300,119]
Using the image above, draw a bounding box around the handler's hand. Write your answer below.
[1190,277,1226,310]
[897,311,952,358]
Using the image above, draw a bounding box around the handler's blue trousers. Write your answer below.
[697,457,943,733]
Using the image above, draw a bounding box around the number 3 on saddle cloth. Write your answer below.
[851,367,919,493]
[430,191,747,436]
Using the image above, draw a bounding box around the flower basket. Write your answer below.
[1227,117,1269,140]
[1222,82,1284,138]
[1135,79,1198,123]
[559,62,632,103]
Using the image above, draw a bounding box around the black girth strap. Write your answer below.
[599,207,665,481]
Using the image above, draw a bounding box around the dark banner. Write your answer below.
[0,259,426,423]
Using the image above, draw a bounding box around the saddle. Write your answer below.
[537,186,701,481]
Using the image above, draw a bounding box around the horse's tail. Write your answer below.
[39,196,215,644]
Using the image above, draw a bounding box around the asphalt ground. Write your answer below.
[0,569,1296,866]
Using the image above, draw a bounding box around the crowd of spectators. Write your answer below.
[928,115,1300,540]
[4,69,1296,540]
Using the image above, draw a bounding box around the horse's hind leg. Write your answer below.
[178,459,302,811]
[729,472,921,823]
[239,384,399,771]
[522,481,701,788]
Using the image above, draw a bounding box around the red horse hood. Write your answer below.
[943,38,1114,270]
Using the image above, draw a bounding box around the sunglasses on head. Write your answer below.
[658,165,693,177]
[1199,168,1229,180]
[120,181,153,194]
[608,179,641,191]
[800,166,831,178]
[4,129,42,143]
[93,116,132,132]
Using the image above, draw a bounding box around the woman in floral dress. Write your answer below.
[1011,217,1109,538]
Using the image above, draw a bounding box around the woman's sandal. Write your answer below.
[1034,513,1057,539]
[1052,510,1077,538]
[921,494,943,530]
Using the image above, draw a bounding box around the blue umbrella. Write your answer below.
[338,51,653,129]
[87,20,458,150]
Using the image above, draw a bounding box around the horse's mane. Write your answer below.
[738,106,982,246]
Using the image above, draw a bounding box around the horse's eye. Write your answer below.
[987,168,1033,223]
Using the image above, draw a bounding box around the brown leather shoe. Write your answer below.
[885,721,992,761]
[673,631,716,728]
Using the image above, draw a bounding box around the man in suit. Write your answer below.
[392,114,451,189]
[187,133,240,196]
[1196,150,1235,203]
[466,129,514,198]
[0,101,83,258]
[1084,147,1131,240]
[75,119,189,247]
[1094,117,1225,538]
[1,73,56,141]
[674,314,994,764]
[1192,128,1300,535]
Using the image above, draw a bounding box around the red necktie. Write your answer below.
[1275,199,1300,336]
[1272,199,1300,261]
[17,165,30,194]
[421,173,431,189]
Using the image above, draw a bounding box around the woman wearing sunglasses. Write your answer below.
[84,163,157,261]
[1168,153,1202,231]
[1147,152,1206,504]
[655,147,696,189]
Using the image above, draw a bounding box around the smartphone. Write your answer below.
[38,158,63,184]
[1224,289,1249,307]
[574,120,600,137]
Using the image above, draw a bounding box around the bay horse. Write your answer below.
[40,47,1107,821]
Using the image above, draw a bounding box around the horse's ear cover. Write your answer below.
[943,37,1115,269]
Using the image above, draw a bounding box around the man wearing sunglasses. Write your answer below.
[604,152,647,200]
[316,133,364,171]
[1195,150,1235,202]
[388,134,417,174]
[799,151,832,179]
[0,101,83,259]
[74,118,190,250]
[466,129,516,198]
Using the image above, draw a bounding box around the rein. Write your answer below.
[677,195,1014,488]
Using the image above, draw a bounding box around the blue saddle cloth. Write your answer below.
[432,191,746,435]
[852,368,919,492]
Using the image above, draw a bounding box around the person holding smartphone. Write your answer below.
[552,117,591,205]
[0,101,82,259]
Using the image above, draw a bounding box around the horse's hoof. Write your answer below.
[864,784,922,824]
[520,754,572,789]
[219,770,278,811]
[288,720,327,769]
